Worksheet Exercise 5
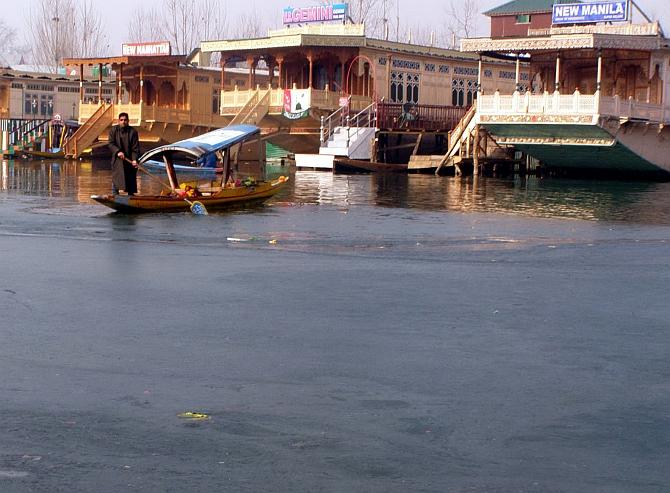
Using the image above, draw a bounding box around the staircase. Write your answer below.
[64,103,114,158]
[5,119,50,156]
[230,88,270,126]
[434,104,477,175]
[318,101,378,160]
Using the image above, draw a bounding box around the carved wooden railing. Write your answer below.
[478,90,670,124]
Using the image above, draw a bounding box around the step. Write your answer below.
[408,155,447,170]
[295,153,335,170]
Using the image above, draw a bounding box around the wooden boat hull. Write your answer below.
[333,157,408,174]
[23,150,66,159]
[91,177,289,213]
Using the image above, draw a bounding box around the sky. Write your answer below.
[7,0,670,56]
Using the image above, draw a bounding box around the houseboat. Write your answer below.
[62,4,523,162]
[199,8,525,158]
[62,42,271,158]
[0,67,115,157]
[455,0,670,178]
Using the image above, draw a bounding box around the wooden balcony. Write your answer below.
[220,86,372,117]
[78,102,231,128]
[477,90,670,125]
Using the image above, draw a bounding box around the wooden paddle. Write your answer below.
[122,157,208,215]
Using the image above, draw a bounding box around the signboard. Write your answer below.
[552,1,628,25]
[283,3,348,25]
[283,89,311,119]
[122,41,172,57]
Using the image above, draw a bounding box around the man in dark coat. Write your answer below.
[108,112,140,195]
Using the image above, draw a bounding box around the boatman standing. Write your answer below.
[108,112,140,195]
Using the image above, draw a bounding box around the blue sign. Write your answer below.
[552,1,628,24]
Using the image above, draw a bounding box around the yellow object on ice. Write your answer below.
[177,411,210,420]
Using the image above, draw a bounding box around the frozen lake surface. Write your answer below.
[0,160,669,492]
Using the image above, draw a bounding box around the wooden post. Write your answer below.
[97,63,103,103]
[139,64,144,104]
[220,56,226,91]
[247,56,254,89]
[277,58,284,89]
[308,54,314,89]
[477,56,483,94]
[515,56,521,92]
[79,64,84,104]
[596,49,603,93]
[555,52,561,93]
[473,124,480,173]
[116,64,122,104]
[174,62,179,109]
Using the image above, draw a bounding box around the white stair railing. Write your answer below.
[320,97,351,145]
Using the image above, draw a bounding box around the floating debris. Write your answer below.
[177,411,210,421]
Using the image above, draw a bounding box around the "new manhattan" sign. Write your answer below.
[552,1,628,24]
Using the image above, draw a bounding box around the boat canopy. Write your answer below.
[138,124,260,166]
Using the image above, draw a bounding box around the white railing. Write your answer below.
[478,90,670,124]
[320,98,350,144]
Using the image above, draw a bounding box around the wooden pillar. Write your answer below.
[220,56,226,91]
[247,56,254,89]
[139,64,144,104]
[174,62,179,108]
[308,54,314,89]
[277,58,284,89]
[97,63,103,103]
[473,124,480,172]
[555,52,561,93]
[477,56,483,94]
[116,64,122,104]
[515,56,521,92]
[596,49,603,93]
[79,64,84,104]
[341,59,346,94]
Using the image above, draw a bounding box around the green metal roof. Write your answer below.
[484,0,580,16]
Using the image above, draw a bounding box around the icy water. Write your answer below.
[0,159,669,492]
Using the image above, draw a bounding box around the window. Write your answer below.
[212,88,219,114]
[390,71,420,104]
[25,94,36,116]
[516,14,530,24]
[452,79,477,107]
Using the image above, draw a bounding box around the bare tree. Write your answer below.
[128,0,229,56]
[445,0,479,48]
[349,0,385,37]
[26,0,108,71]
[0,21,20,66]
[234,11,267,39]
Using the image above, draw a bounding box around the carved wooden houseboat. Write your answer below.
[452,0,670,178]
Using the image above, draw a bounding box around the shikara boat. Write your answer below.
[91,176,289,213]
[91,124,289,213]
[140,124,259,173]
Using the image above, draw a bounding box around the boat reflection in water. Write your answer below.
[290,171,670,224]
[3,158,670,223]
